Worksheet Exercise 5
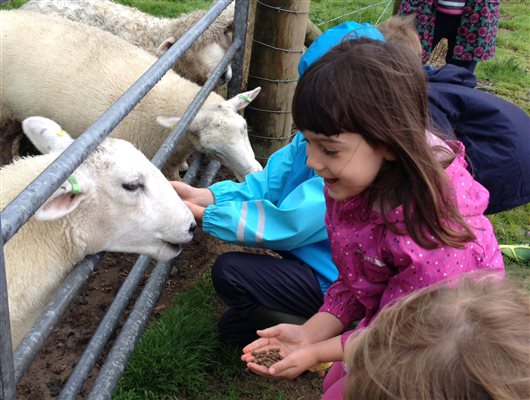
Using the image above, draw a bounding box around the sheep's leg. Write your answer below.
[162,158,183,180]
[179,160,189,172]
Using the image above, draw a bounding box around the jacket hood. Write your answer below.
[426,64,477,88]
[298,21,384,77]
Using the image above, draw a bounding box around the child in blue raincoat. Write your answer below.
[171,22,385,347]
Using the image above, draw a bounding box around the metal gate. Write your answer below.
[0,0,249,398]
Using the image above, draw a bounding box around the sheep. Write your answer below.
[20,0,235,86]
[0,10,262,181]
[1,117,197,348]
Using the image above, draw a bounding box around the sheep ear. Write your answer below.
[156,37,176,56]
[156,116,179,129]
[225,87,261,111]
[22,116,74,154]
[224,21,234,40]
[35,175,89,221]
[156,116,201,133]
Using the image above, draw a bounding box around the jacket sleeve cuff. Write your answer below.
[209,181,236,204]
[201,206,217,235]
[318,304,355,328]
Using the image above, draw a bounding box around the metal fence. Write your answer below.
[0,0,249,398]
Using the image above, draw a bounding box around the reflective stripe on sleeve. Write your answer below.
[237,203,248,242]
[256,201,265,244]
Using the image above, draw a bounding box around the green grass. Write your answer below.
[489,203,530,291]
[113,273,302,400]
[309,0,395,30]
[111,0,213,17]
[113,274,225,399]
[474,1,530,112]
[1,0,529,398]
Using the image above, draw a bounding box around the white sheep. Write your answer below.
[21,0,235,86]
[1,117,197,348]
[0,10,262,181]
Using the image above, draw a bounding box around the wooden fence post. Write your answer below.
[305,18,322,47]
[239,0,257,92]
[245,0,310,164]
[393,0,402,15]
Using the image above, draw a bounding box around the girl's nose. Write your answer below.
[306,148,322,172]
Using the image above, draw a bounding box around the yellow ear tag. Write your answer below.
[56,129,66,137]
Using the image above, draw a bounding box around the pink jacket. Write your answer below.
[319,141,504,333]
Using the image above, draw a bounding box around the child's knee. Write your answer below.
[211,252,248,289]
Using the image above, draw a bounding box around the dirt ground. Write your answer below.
[14,167,324,399]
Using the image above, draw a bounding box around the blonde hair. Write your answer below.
[344,274,530,400]
[378,15,423,59]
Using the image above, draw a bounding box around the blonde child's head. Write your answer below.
[343,274,530,400]
[292,39,475,249]
[378,14,423,60]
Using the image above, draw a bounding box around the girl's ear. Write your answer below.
[382,147,397,161]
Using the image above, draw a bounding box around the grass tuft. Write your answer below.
[114,274,222,399]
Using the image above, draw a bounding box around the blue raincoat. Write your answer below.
[203,22,384,295]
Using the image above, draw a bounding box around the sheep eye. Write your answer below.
[122,182,143,192]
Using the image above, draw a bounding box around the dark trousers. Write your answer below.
[433,12,477,73]
[211,251,324,347]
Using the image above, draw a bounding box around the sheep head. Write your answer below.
[21,116,196,261]
[157,87,263,182]
[156,3,235,86]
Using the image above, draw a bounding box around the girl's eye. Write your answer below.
[322,147,338,156]
[122,182,144,192]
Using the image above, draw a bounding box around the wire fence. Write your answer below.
[311,0,395,30]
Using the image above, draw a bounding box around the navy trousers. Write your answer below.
[211,251,324,347]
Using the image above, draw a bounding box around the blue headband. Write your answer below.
[298,21,385,77]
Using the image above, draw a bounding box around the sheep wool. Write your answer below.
[21,0,235,85]
[0,10,261,181]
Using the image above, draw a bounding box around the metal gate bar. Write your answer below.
[0,0,242,398]
[14,254,104,382]
[0,217,15,400]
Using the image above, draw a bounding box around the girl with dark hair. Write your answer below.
[242,38,504,399]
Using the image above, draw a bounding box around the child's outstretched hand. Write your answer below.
[183,201,205,223]
[170,181,214,223]
[170,181,214,207]
[246,346,319,380]
[241,324,311,379]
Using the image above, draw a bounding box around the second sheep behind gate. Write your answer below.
[21,0,235,86]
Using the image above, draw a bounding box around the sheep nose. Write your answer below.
[189,222,197,235]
